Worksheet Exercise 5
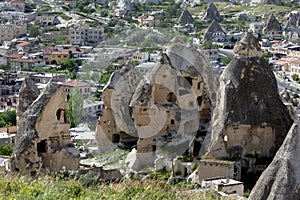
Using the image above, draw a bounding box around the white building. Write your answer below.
[83,100,104,118]
[202,177,244,197]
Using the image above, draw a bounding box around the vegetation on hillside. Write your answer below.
[0,171,223,200]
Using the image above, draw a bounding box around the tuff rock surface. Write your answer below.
[178,10,194,26]
[13,82,80,175]
[127,44,218,170]
[96,62,141,152]
[16,77,40,127]
[249,122,300,200]
[203,3,223,22]
[205,32,292,159]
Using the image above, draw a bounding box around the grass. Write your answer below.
[0,170,224,200]
[94,149,130,168]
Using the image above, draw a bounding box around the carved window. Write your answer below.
[171,119,175,125]
[166,92,176,103]
[197,96,203,107]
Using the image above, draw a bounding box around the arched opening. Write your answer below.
[51,60,57,65]
[166,92,176,103]
[48,22,52,26]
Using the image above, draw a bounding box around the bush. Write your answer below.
[292,74,299,81]
[0,144,13,156]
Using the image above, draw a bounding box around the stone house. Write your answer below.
[249,22,264,35]
[7,52,45,69]
[177,10,194,27]
[43,47,83,65]
[69,25,104,46]
[62,79,91,98]
[0,23,27,42]
[31,73,67,84]
[35,15,60,26]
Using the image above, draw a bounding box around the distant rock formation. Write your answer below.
[203,20,226,42]
[16,77,40,127]
[178,10,194,26]
[13,82,80,175]
[117,0,134,11]
[263,13,282,39]
[264,13,281,32]
[248,122,300,200]
[205,32,292,163]
[284,11,300,31]
[203,3,223,22]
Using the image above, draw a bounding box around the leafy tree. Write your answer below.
[60,59,78,72]
[99,71,112,84]
[67,88,83,128]
[28,24,40,37]
[0,110,16,127]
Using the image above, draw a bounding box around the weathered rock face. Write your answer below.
[127,44,218,170]
[284,11,300,31]
[249,122,300,200]
[203,20,225,43]
[178,10,194,26]
[13,82,80,175]
[96,62,141,152]
[203,3,223,22]
[16,78,40,126]
[206,32,293,162]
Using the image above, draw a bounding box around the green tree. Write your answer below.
[60,59,78,72]
[67,88,83,128]
[99,71,112,84]
[27,24,40,37]
[0,110,16,127]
